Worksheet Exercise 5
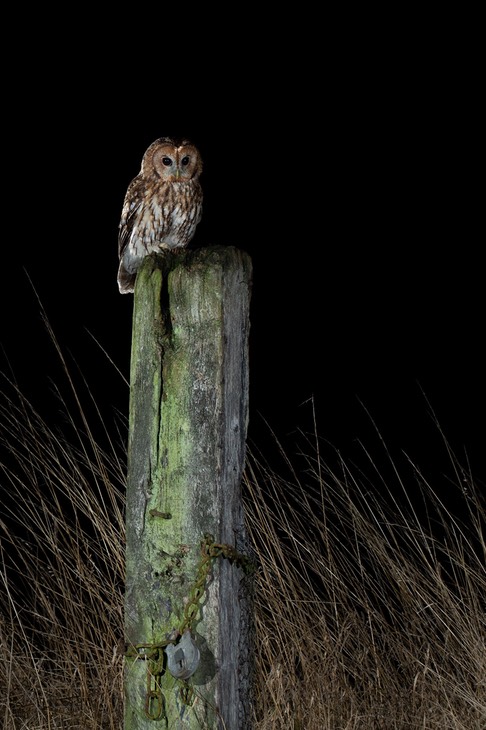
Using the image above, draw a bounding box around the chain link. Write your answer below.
[145,649,165,721]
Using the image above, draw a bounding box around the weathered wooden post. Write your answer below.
[124,246,253,729]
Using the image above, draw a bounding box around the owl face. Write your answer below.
[142,139,203,183]
[117,137,203,294]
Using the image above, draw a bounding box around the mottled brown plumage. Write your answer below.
[117,137,203,294]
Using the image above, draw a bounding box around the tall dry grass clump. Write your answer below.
[0,353,126,729]
[1,335,485,728]
[245,420,486,729]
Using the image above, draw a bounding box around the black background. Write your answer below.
[1,17,483,505]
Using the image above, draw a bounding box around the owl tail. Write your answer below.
[117,262,136,294]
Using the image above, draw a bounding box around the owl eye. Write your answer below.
[162,157,173,166]
[181,156,190,166]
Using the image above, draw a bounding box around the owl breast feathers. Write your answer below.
[117,137,203,294]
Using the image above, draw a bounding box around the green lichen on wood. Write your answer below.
[124,247,253,729]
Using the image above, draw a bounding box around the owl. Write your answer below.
[117,137,203,294]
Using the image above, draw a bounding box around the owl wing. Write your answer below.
[196,199,203,226]
[118,175,147,260]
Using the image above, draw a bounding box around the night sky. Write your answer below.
[2,27,483,506]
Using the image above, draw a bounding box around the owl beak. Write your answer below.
[174,168,181,181]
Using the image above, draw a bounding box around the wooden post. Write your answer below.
[124,246,253,729]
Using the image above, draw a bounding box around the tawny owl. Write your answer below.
[117,137,203,294]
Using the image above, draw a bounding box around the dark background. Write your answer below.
[1,19,483,507]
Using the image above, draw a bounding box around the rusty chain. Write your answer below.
[125,533,253,719]
[178,532,253,637]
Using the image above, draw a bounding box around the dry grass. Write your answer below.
[1,340,485,729]
[245,421,486,729]
[0,364,126,729]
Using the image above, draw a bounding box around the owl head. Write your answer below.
[141,136,203,182]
